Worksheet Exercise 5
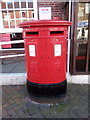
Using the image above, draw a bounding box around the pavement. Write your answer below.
[1,56,26,73]
[1,56,89,119]
[2,84,88,118]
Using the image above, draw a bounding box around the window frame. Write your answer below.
[71,2,90,75]
[0,0,37,33]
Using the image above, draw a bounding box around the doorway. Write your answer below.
[71,2,90,75]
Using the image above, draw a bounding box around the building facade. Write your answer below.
[0,0,90,75]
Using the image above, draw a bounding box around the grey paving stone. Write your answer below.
[2,115,10,118]
[53,111,71,118]
[44,112,55,118]
[7,99,15,104]
[69,110,88,118]
[2,109,9,117]
[11,61,26,73]
[2,103,9,109]
[26,106,41,115]
[15,109,28,118]
[31,112,44,118]
[4,103,18,111]
[2,84,88,118]
[39,104,50,111]
[7,111,19,118]
[2,59,26,73]
[2,62,19,73]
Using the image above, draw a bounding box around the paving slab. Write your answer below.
[2,83,88,118]
[1,57,26,73]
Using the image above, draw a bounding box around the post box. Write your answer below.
[19,19,71,96]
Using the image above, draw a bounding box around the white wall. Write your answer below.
[0,73,89,85]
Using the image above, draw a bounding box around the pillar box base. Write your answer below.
[27,80,67,97]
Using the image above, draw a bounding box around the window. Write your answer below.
[0,0,37,29]
[21,11,26,18]
[85,3,90,14]
[75,43,87,72]
[72,3,90,75]
[77,3,89,41]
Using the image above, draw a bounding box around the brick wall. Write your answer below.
[38,2,65,20]
[63,3,69,21]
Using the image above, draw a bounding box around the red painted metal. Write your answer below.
[19,19,71,84]
[0,34,11,48]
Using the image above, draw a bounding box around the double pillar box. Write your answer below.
[19,19,71,96]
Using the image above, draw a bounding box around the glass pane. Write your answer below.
[28,10,34,18]
[14,2,19,8]
[10,20,15,28]
[28,2,33,8]
[2,12,10,20]
[2,11,7,19]
[21,2,26,8]
[1,2,6,9]
[8,11,14,19]
[16,20,21,27]
[77,3,90,40]
[75,42,87,72]
[7,2,13,9]
[15,11,20,18]
[21,11,27,18]
[3,20,9,28]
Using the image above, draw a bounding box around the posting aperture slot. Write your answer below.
[50,31,64,36]
[26,32,39,36]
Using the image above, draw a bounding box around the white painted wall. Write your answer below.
[33,0,38,20]
[67,73,89,84]
[0,73,27,85]
[0,28,23,34]
[0,73,89,85]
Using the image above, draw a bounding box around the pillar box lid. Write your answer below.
[19,19,72,28]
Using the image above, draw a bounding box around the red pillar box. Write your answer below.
[19,19,71,96]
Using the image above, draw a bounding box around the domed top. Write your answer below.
[19,19,72,28]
